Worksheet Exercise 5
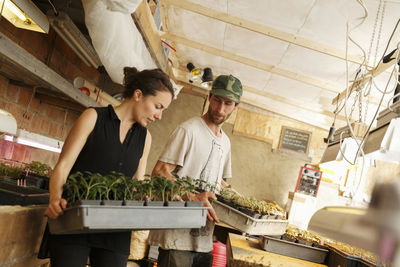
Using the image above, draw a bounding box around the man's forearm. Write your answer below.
[152,160,177,181]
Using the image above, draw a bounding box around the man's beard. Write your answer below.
[208,108,233,125]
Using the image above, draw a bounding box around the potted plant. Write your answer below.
[122,177,144,206]
[180,176,203,207]
[165,179,185,207]
[101,172,124,205]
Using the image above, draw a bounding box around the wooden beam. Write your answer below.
[332,50,399,104]
[173,67,345,121]
[173,69,341,130]
[164,0,364,65]
[133,0,168,72]
[0,33,100,108]
[164,32,342,94]
[35,92,85,113]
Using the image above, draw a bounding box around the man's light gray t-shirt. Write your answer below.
[148,116,232,252]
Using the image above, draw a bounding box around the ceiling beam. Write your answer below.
[173,68,343,130]
[173,67,346,122]
[332,50,399,104]
[133,0,168,72]
[163,32,342,94]
[164,0,364,65]
[35,92,85,113]
[0,33,100,108]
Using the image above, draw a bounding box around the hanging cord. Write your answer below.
[47,0,59,16]
[19,86,37,130]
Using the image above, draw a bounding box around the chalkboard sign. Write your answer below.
[278,126,311,154]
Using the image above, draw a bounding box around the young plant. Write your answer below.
[167,179,180,201]
[142,176,154,201]
[79,172,104,200]
[152,175,171,202]
[102,173,124,200]
[181,176,197,201]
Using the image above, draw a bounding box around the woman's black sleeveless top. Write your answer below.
[70,105,147,177]
[55,105,147,254]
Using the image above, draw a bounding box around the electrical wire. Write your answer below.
[47,0,58,16]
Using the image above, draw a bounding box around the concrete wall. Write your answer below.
[147,92,307,207]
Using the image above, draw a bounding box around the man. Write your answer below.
[148,74,242,267]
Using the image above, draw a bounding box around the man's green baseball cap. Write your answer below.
[211,75,243,103]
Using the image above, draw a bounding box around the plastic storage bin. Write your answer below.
[48,204,209,234]
[211,200,288,235]
[259,235,328,264]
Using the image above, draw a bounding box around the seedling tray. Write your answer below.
[259,235,328,264]
[327,247,362,267]
[0,181,49,206]
[48,204,209,234]
[211,200,288,235]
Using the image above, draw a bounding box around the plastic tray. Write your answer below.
[259,235,328,263]
[327,247,383,267]
[48,204,209,234]
[211,200,288,235]
[0,181,49,206]
[328,247,363,267]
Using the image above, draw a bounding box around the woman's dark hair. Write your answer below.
[123,67,174,99]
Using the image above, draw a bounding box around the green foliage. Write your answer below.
[0,163,23,179]
[218,186,285,216]
[62,172,218,204]
[26,161,52,177]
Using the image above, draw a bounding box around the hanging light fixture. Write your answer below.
[47,11,102,68]
[0,109,17,135]
[14,129,63,153]
[320,123,366,164]
[201,67,213,88]
[186,62,203,83]
[0,0,49,33]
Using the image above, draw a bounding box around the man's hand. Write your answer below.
[192,192,219,223]
[45,198,67,219]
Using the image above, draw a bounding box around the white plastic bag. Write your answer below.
[82,0,156,84]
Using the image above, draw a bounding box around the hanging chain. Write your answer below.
[366,0,383,70]
[358,90,363,122]
[349,90,359,120]
[373,0,386,67]
[364,96,370,123]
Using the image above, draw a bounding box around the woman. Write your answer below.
[44,67,174,267]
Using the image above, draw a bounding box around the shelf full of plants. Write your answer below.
[0,161,52,205]
[212,187,289,235]
[48,172,210,234]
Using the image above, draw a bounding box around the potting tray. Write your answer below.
[211,200,288,235]
[327,247,383,267]
[258,235,328,264]
[48,204,210,234]
[0,181,49,206]
[327,247,363,267]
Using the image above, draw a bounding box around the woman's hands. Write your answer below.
[45,198,68,219]
[192,192,219,223]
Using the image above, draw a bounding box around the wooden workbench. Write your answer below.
[227,233,327,267]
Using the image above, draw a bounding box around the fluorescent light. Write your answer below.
[0,0,49,33]
[4,0,26,20]
[16,137,62,153]
[47,11,102,68]
[15,129,63,153]
[3,134,13,141]
[364,118,400,164]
